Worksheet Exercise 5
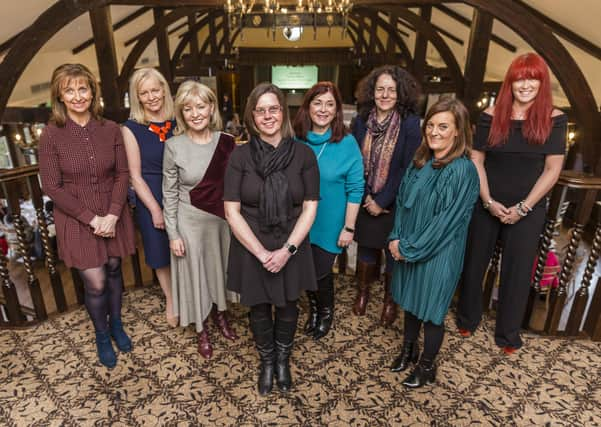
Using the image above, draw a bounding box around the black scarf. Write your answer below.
[250,136,295,234]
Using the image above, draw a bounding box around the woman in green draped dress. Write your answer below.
[387,97,479,388]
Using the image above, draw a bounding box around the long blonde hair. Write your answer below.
[128,67,174,124]
[173,81,222,135]
[49,63,103,127]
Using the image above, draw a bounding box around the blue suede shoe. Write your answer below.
[110,319,132,353]
[95,330,117,368]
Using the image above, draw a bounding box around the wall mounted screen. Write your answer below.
[271,65,318,89]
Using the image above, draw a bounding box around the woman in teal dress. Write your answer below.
[387,97,479,388]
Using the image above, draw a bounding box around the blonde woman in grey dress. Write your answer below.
[163,81,238,359]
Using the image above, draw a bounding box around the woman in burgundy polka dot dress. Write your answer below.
[39,63,136,369]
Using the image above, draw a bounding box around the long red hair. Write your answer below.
[489,53,553,146]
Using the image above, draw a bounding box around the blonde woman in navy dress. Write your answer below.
[122,68,177,327]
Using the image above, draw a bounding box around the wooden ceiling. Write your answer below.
[1,0,600,171]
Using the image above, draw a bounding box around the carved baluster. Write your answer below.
[3,181,47,321]
[566,193,601,335]
[525,205,564,330]
[543,184,570,334]
[483,242,501,313]
[546,188,597,334]
[27,175,66,312]
[0,247,26,325]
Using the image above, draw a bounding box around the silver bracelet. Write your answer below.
[516,201,529,217]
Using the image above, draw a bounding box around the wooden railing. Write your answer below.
[2,165,601,340]
[0,165,145,327]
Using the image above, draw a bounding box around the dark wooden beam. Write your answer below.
[366,6,464,94]
[514,0,601,61]
[118,7,199,94]
[431,23,464,46]
[0,0,92,119]
[153,8,173,82]
[171,11,222,74]
[412,6,431,82]
[125,13,198,47]
[0,32,23,55]
[89,6,121,111]
[72,6,151,54]
[460,0,600,173]
[208,12,218,55]
[385,11,398,54]
[187,14,201,69]
[435,4,516,52]
[462,9,493,114]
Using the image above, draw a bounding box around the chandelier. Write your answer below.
[224,0,354,41]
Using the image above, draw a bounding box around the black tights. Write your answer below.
[79,257,123,332]
[403,311,444,361]
[250,300,298,324]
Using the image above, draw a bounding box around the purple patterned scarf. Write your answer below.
[362,108,401,194]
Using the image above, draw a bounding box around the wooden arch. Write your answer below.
[0,0,598,170]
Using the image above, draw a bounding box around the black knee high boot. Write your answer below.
[304,292,319,335]
[249,315,275,396]
[313,274,334,340]
[274,317,297,392]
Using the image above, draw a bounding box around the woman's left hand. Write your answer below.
[263,247,292,274]
[363,195,389,216]
[388,239,404,262]
[500,206,522,225]
[337,229,354,248]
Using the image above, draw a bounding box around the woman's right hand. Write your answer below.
[388,239,404,262]
[256,249,273,265]
[151,208,165,230]
[89,215,101,233]
[488,200,510,221]
[170,239,185,257]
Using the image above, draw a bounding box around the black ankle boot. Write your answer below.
[314,274,334,340]
[390,341,419,372]
[249,316,275,396]
[304,292,319,335]
[402,357,436,388]
[274,318,297,392]
[313,306,333,340]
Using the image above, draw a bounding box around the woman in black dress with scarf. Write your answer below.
[224,83,319,395]
[352,65,422,327]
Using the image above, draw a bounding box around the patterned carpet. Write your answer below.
[1,275,601,426]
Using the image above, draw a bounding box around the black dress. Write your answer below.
[457,112,567,348]
[224,140,320,307]
[351,114,421,249]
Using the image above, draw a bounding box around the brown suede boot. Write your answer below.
[380,273,398,327]
[353,260,378,315]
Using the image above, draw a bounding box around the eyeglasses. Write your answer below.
[253,105,282,116]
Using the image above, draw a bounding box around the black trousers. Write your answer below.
[456,203,546,348]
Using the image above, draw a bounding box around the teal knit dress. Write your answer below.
[389,156,479,325]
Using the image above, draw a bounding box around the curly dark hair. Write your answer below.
[357,65,421,121]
